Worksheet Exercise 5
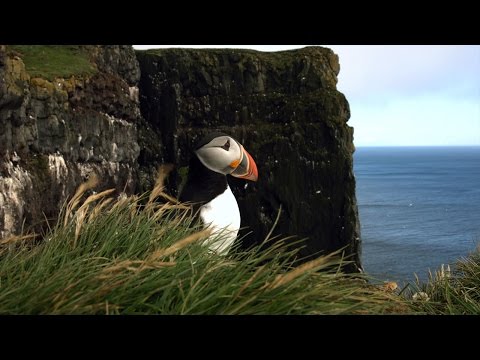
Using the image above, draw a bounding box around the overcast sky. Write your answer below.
[133,45,480,146]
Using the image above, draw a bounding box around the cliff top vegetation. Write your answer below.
[7,45,96,80]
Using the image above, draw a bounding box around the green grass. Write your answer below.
[0,171,406,315]
[404,250,480,314]
[8,45,96,80]
[2,167,479,314]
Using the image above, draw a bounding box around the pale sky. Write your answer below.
[133,45,480,146]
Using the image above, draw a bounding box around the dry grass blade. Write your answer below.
[64,174,99,226]
[268,250,340,290]
[98,260,177,279]
[74,207,88,247]
[147,228,212,261]
[108,193,133,213]
[96,278,130,297]
[0,233,38,245]
[147,164,175,206]
[77,188,116,213]
[166,207,194,229]
[142,261,177,270]
[72,174,100,205]
[88,197,114,222]
[150,203,191,223]
[234,265,266,301]
[158,192,181,204]
[99,260,145,276]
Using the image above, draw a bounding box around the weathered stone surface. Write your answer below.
[0,45,361,272]
[136,47,361,272]
[84,45,141,87]
[0,46,141,238]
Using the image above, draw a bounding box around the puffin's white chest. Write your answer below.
[199,185,240,255]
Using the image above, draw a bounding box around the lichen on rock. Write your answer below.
[0,45,142,237]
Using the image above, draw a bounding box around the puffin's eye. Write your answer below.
[221,139,230,151]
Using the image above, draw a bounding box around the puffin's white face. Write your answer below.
[195,135,258,181]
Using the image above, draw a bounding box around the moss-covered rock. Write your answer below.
[136,46,361,272]
[0,45,141,238]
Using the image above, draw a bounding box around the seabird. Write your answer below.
[179,132,258,255]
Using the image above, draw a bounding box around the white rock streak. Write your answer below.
[0,161,33,238]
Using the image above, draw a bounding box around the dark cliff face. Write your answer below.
[0,45,142,237]
[0,45,361,272]
[136,47,361,272]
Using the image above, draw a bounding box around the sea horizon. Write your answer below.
[354,146,480,284]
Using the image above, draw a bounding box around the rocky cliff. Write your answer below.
[0,45,141,238]
[136,47,361,272]
[0,45,361,272]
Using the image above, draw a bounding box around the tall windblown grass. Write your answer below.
[405,249,480,314]
[0,168,407,314]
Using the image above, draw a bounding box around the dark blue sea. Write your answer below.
[354,147,480,284]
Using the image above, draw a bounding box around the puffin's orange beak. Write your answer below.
[231,146,258,182]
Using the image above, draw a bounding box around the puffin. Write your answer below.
[179,132,258,255]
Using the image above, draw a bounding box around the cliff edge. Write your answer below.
[0,45,141,237]
[136,47,361,272]
[0,45,361,272]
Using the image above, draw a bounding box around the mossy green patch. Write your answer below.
[177,166,189,181]
[8,45,96,81]
[23,155,51,193]
[177,166,190,194]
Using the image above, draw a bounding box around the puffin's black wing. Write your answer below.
[179,155,228,215]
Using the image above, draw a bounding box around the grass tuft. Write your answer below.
[0,173,408,314]
[404,250,480,314]
[8,45,96,80]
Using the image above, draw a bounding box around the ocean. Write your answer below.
[354,147,480,285]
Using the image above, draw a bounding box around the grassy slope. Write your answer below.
[405,250,480,314]
[1,170,479,314]
[0,173,407,315]
[8,45,96,80]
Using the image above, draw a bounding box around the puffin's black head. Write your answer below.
[194,133,258,182]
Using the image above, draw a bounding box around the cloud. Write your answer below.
[328,45,480,101]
